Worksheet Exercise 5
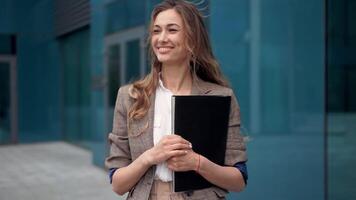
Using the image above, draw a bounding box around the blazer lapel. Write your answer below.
[128,92,155,153]
[191,76,213,95]
[142,93,155,150]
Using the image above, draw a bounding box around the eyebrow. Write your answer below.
[153,23,181,28]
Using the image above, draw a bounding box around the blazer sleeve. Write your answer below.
[105,87,132,169]
[224,90,248,166]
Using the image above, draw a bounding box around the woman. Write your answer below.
[105,0,248,199]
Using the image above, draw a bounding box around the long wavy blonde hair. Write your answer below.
[128,0,229,120]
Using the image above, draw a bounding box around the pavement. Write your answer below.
[0,142,126,200]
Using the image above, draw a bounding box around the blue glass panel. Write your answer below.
[59,28,91,148]
[105,0,145,34]
[210,0,325,199]
[0,0,16,32]
[126,39,141,83]
[15,0,61,142]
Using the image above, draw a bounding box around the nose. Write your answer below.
[158,30,168,43]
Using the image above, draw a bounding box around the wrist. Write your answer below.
[140,149,153,168]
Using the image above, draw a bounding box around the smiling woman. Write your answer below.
[105,1,248,199]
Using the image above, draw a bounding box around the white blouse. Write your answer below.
[153,77,174,182]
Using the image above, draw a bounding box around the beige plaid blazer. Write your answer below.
[105,77,247,200]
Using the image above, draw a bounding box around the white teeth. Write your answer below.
[158,47,172,53]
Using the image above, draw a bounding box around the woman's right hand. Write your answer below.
[143,135,192,166]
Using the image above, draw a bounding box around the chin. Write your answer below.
[156,56,172,63]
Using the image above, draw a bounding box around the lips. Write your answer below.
[157,46,173,54]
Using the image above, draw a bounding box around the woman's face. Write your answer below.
[151,9,189,65]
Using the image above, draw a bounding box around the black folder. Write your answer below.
[171,95,231,192]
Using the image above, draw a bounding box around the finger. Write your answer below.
[168,143,191,151]
[167,155,182,165]
[163,134,181,140]
[170,136,191,146]
[164,134,186,141]
[168,162,186,172]
[160,135,182,144]
[168,150,188,158]
[167,163,176,171]
[166,158,175,166]
[171,156,179,162]
[161,136,191,147]
[159,137,177,147]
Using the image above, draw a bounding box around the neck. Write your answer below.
[161,61,192,95]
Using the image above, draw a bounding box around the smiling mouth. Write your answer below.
[157,46,173,54]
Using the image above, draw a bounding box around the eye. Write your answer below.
[169,29,178,33]
[152,29,161,34]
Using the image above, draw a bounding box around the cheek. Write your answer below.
[176,32,186,45]
[151,38,158,52]
[174,36,184,47]
[151,35,159,46]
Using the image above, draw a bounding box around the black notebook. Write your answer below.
[171,95,231,192]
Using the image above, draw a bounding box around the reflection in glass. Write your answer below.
[108,44,120,108]
[126,39,141,83]
[327,0,356,199]
[59,28,91,148]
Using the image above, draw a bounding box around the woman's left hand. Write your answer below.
[167,150,200,172]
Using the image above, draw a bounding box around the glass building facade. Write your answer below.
[0,0,355,199]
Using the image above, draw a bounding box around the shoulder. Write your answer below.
[115,84,134,108]
[197,79,240,109]
[117,84,132,96]
[199,80,234,96]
